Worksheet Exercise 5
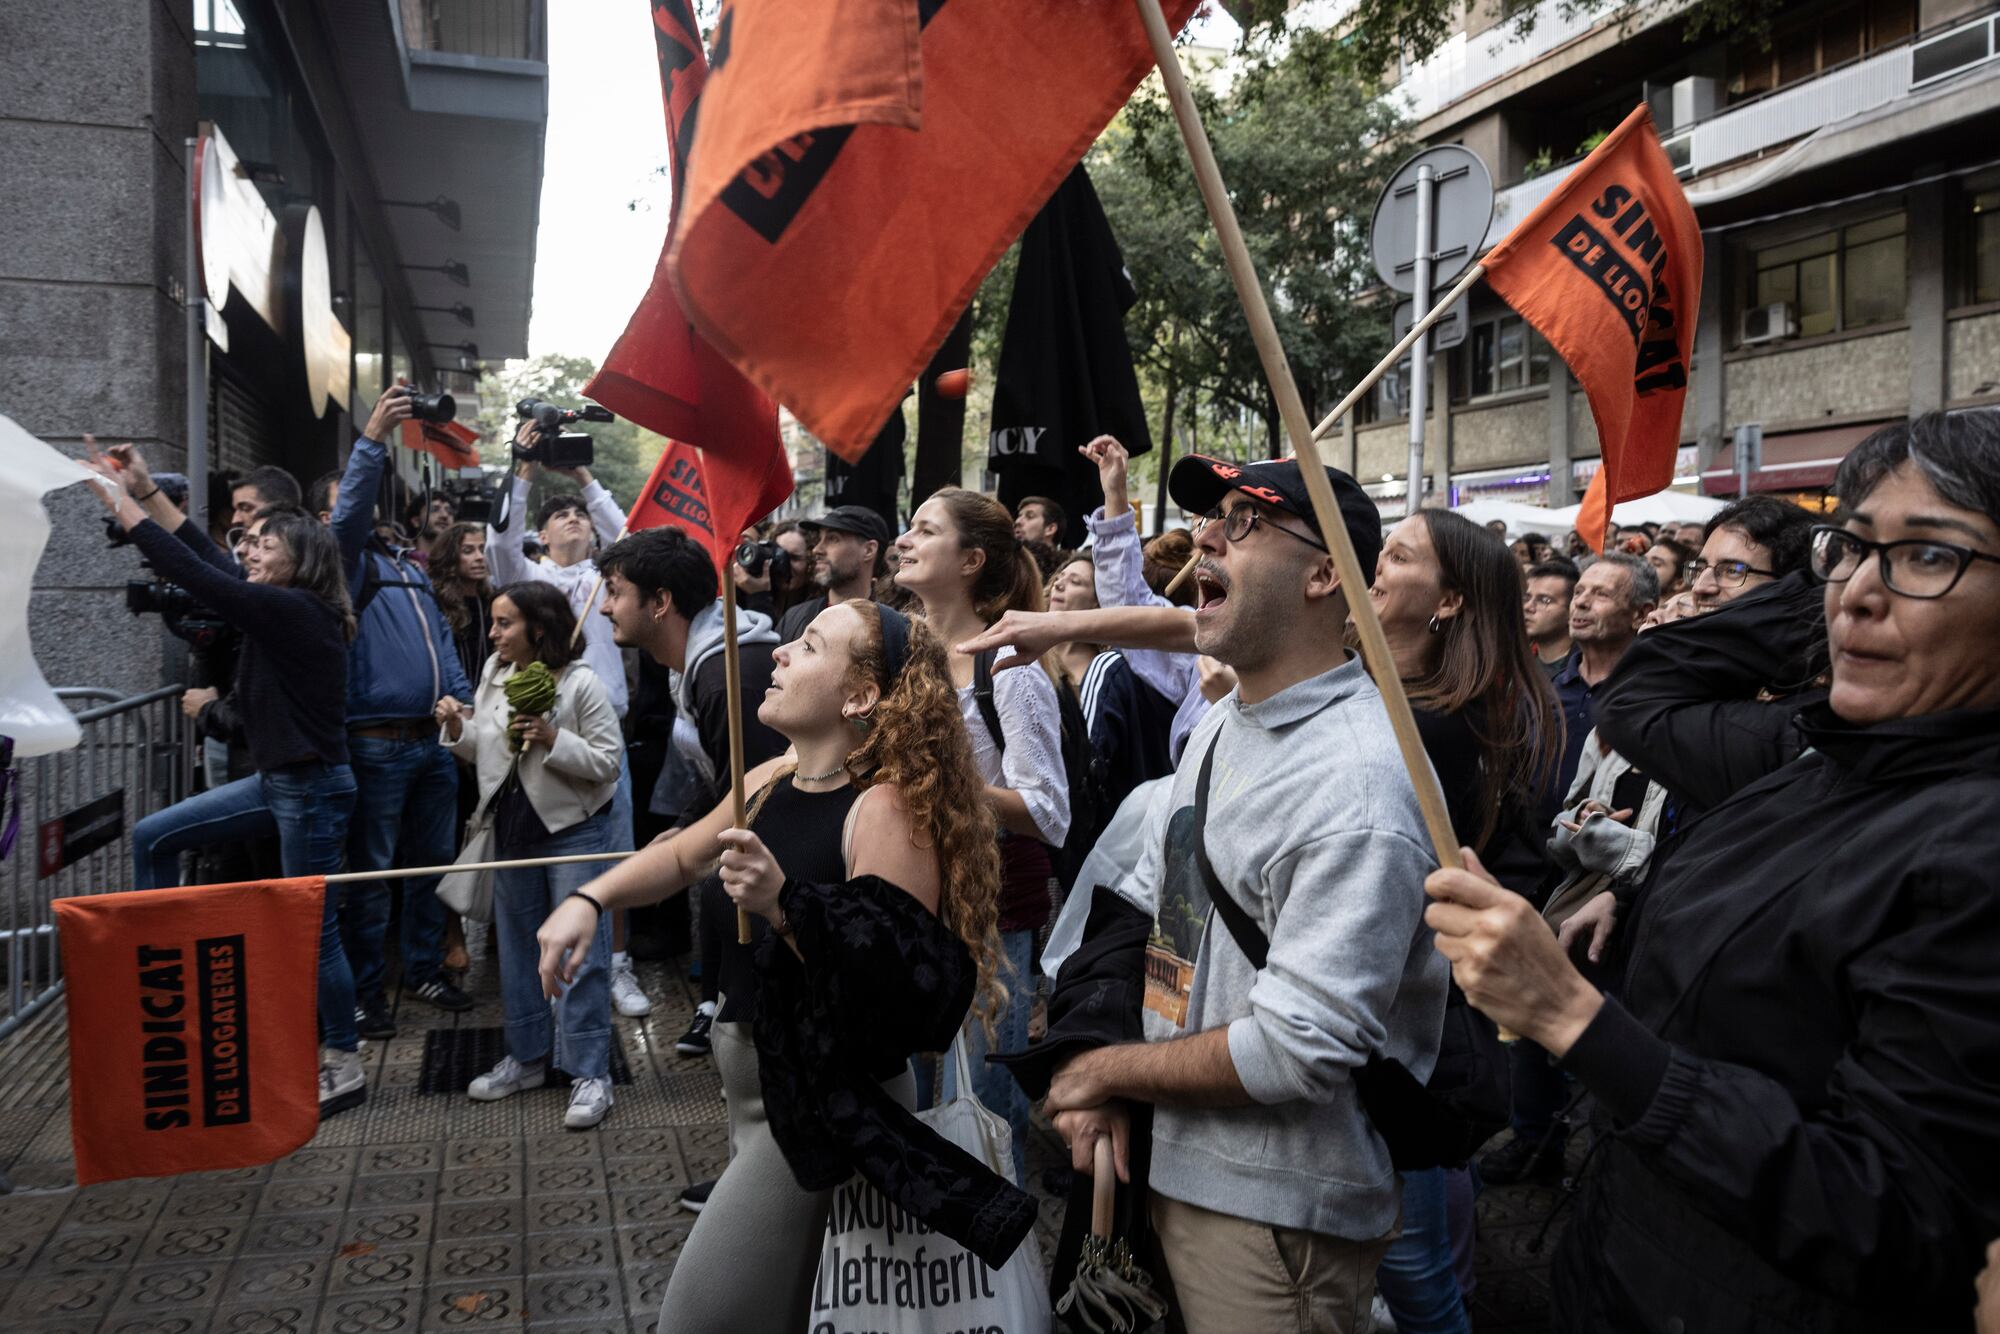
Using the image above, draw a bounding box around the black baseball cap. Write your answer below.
[799,505,891,549]
[1169,454,1383,584]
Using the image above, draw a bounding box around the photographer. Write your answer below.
[731,520,811,622]
[85,444,368,1118]
[318,386,480,1038]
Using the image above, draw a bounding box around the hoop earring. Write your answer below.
[1428,613,1443,634]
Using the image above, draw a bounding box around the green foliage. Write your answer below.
[1225,0,1789,82]
[474,354,669,518]
[1089,24,1407,450]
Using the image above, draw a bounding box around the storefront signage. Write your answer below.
[193,124,351,419]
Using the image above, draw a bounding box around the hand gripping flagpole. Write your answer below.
[716,494,754,947]
[1135,0,1461,872]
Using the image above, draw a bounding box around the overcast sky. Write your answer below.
[525,1,1246,362]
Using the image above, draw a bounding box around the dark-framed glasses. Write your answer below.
[1196,504,1327,553]
[1686,557,1777,588]
[1809,524,2000,600]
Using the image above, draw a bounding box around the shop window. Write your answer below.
[1744,212,1905,343]
[1461,314,1551,398]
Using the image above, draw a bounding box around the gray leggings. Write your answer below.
[657,1017,916,1332]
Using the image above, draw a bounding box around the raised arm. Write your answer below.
[1594,573,1826,811]
[955,605,1197,671]
[534,756,788,989]
[333,386,418,581]
[484,464,538,588]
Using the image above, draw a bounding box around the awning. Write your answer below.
[1700,422,1887,496]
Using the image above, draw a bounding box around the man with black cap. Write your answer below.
[775,505,892,645]
[970,455,1447,1333]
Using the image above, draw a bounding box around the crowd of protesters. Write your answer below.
[78,395,2000,1333]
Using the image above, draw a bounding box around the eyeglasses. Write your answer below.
[1686,557,1778,588]
[1809,524,2000,600]
[1196,504,1326,553]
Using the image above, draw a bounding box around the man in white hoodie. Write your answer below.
[485,456,653,1016]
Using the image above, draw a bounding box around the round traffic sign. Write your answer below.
[1370,145,1494,295]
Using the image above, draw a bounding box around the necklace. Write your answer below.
[795,763,847,784]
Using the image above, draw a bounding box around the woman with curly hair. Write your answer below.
[538,599,1030,1331]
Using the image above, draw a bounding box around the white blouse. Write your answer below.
[957,646,1072,847]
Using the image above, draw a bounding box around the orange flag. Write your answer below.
[1482,104,1700,552]
[400,417,482,470]
[625,438,793,581]
[667,0,1202,462]
[55,878,325,1185]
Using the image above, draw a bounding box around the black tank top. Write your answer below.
[716,775,863,1021]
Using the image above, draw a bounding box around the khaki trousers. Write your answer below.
[1150,1192,1396,1334]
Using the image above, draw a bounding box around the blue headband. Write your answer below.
[876,605,912,686]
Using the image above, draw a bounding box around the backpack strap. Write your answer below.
[1189,732,1269,971]
[972,649,1006,754]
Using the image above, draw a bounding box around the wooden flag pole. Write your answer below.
[326,850,638,883]
[1135,0,1461,870]
[1157,260,1489,600]
[717,508,754,946]
[570,522,628,648]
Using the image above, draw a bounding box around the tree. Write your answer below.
[1223,0,1788,86]
[474,354,669,522]
[1091,24,1408,457]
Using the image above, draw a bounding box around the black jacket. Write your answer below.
[1594,572,1828,813]
[1554,701,2000,1332]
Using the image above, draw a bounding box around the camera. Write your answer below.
[402,388,457,423]
[514,398,614,469]
[735,539,793,586]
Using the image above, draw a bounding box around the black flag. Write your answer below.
[987,164,1152,528]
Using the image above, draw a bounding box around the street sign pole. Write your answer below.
[1406,164,1435,518]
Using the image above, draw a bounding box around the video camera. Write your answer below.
[514,398,615,470]
[105,473,232,653]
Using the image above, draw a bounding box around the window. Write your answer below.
[1728,0,1916,101]
[1970,188,2000,306]
[1460,314,1551,398]
[1745,212,1906,342]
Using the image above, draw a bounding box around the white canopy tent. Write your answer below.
[1454,489,1727,540]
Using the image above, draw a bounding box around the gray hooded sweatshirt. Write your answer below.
[1126,654,1447,1241]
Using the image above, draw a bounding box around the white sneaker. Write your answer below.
[611,959,653,1018]
[468,1054,547,1101]
[318,1047,366,1118]
[564,1076,613,1130]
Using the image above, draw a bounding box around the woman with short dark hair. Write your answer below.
[1426,411,2000,1331]
[435,580,623,1130]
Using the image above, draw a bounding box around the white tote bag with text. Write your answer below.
[804,1036,1050,1334]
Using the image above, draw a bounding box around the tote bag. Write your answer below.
[805,1037,1050,1334]
[436,770,504,922]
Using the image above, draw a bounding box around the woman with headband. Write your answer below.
[538,599,1032,1331]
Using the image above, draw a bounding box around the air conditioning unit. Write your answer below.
[1739,302,1797,346]
[1670,76,1719,132]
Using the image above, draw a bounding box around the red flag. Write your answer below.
[399,417,482,470]
[1481,104,1701,552]
[665,0,1203,462]
[626,438,792,580]
[54,878,325,1185]
[585,1,788,507]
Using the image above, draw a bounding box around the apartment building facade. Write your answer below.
[1324,0,2000,515]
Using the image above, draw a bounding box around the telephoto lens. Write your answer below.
[404,389,457,423]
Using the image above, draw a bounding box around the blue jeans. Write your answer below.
[261,763,359,1053]
[340,736,459,999]
[131,774,276,890]
[942,927,1034,1187]
[493,811,615,1080]
[1377,1166,1473,1334]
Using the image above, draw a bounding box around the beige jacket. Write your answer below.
[444,655,621,835]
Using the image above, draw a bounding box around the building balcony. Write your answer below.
[1389,0,1681,125]
[1479,3,2000,248]
[1657,5,1999,180]
[397,0,544,63]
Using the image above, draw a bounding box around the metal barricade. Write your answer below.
[0,685,194,1042]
